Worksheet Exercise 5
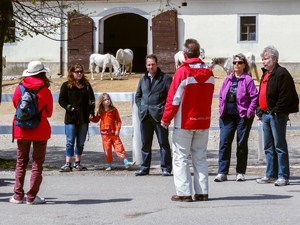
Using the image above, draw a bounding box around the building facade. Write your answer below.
[3,0,300,77]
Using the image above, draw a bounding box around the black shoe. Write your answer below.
[135,170,149,176]
[73,163,87,171]
[162,171,172,176]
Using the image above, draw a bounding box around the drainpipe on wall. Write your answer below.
[59,0,64,76]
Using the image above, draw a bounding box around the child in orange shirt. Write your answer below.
[90,93,135,171]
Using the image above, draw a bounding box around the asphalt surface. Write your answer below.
[1,172,300,225]
[1,133,300,224]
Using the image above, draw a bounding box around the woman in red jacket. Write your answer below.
[9,61,53,205]
[90,93,135,171]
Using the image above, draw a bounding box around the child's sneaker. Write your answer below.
[125,161,136,169]
[105,163,112,171]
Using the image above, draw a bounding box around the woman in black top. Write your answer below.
[58,63,95,172]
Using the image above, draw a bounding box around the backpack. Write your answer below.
[15,85,45,129]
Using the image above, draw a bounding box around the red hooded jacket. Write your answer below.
[162,58,214,130]
[12,76,53,140]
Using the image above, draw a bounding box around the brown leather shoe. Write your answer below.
[194,194,209,201]
[171,195,193,202]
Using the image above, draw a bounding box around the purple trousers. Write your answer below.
[13,140,47,202]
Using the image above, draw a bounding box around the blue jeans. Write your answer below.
[65,123,88,157]
[140,115,172,172]
[262,113,289,179]
[218,114,254,174]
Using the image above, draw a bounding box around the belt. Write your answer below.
[263,110,272,114]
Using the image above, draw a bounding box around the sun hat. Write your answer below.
[22,61,49,77]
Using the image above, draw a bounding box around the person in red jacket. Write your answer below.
[9,61,53,205]
[90,93,135,171]
[161,39,214,202]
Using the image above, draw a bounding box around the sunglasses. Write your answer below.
[103,99,110,101]
[74,70,83,74]
[233,61,244,65]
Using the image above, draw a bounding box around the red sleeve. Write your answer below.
[12,86,21,109]
[90,114,101,123]
[37,87,53,118]
[161,70,182,124]
[114,108,122,132]
[45,89,53,118]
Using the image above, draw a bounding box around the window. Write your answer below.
[239,15,257,42]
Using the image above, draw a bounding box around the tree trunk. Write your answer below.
[0,0,13,104]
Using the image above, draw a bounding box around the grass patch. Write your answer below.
[0,158,16,170]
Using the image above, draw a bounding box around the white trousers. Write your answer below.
[172,128,209,196]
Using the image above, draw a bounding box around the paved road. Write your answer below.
[1,172,300,225]
[1,131,300,225]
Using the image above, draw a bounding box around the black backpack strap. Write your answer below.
[33,86,46,114]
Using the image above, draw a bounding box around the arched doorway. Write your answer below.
[103,13,147,72]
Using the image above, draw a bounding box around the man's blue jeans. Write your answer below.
[65,123,88,157]
[262,113,289,179]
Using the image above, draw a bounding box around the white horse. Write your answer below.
[210,52,259,81]
[116,48,134,75]
[2,56,6,69]
[89,53,121,80]
[174,48,205,69]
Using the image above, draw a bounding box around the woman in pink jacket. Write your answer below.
[214,54,258,182]
[9,61,53,205]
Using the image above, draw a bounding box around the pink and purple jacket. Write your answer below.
[219,72,258,118]
[162,58,214,130]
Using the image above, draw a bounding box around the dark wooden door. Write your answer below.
[68,12,94,71]
[152,10,178,74]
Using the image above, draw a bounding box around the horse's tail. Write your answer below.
[116,49,123,61]
[89,54,98,73]
[89,54,96,65]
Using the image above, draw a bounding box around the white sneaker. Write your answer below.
[105,167,112,171]
[236,173,246,182]
[274,178,290,186]
[214,174,228,182]
[26,196,46,205]
[9,196,23,204]
[256,176,276,184]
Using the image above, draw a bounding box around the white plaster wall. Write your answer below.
[175,0,300,63]
[3,0,300,67]
[258,14,300,62]
[3,33,61,62]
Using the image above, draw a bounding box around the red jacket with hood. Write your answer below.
[12,76,53,140]
[162,58,214,130]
